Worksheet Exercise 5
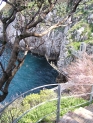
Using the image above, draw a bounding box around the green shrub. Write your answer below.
[18,97,86,123]
[22,89,57,108]
[0,89,87,123]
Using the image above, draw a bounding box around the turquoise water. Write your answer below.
[4,53,58,102]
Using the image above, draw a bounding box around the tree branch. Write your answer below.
[20,0,82,39]
[3,0,15,8]
[0,62,5,73]
[20,16,69,39]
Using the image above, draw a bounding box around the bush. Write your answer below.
[0,89,87,123]
[18,97,86,123]
[22,89,57,107]
[64,53,93,97]
[0,89,56,123]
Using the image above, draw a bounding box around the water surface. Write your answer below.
[4,53,58,103]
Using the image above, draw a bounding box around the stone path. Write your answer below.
[59,104,93,123]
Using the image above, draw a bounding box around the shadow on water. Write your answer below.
[2,53,58,103]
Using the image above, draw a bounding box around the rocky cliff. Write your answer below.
[0,0,93,82]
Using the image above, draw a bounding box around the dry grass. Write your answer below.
[64,53,93,99]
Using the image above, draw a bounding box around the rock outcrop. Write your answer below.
[0,0,93,83]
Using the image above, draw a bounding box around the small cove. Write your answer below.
[3,53,58,103]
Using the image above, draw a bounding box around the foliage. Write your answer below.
[0,89,87,123]
[67,0,93,51]
[67,42,81,50]
[55,2,67,17]
[18,100,57,123]
[0,89,56,123]
[18,97,86,123]
[22,89,57,107]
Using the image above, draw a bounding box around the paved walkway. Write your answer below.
[59,104,93,123]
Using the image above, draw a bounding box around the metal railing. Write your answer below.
[0,83,93,123]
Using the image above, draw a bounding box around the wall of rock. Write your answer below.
[0,0,93,83]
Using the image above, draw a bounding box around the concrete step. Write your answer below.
[59,107,93,123]
[85,104,93,113]
[59,112,79,123]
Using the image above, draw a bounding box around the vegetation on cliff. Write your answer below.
[0,0,82,101]
[68,0,93,51]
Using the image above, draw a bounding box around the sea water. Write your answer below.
[3,53,58,103]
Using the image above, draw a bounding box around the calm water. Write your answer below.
[4,53,58,103]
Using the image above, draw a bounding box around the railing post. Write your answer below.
[56,84,61,123]
[90,85,93,103]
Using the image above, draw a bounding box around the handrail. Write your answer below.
[61,92,93,99]
[36,100,90,123]
[0,83,93,123]
[13,97,58,123]
[36,111,57,123]
[0,83,58,113]
[13,91,92,123]
[1,83,93,112]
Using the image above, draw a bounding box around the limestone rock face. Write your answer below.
[0,0,93,82]
[88,14,93,23]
